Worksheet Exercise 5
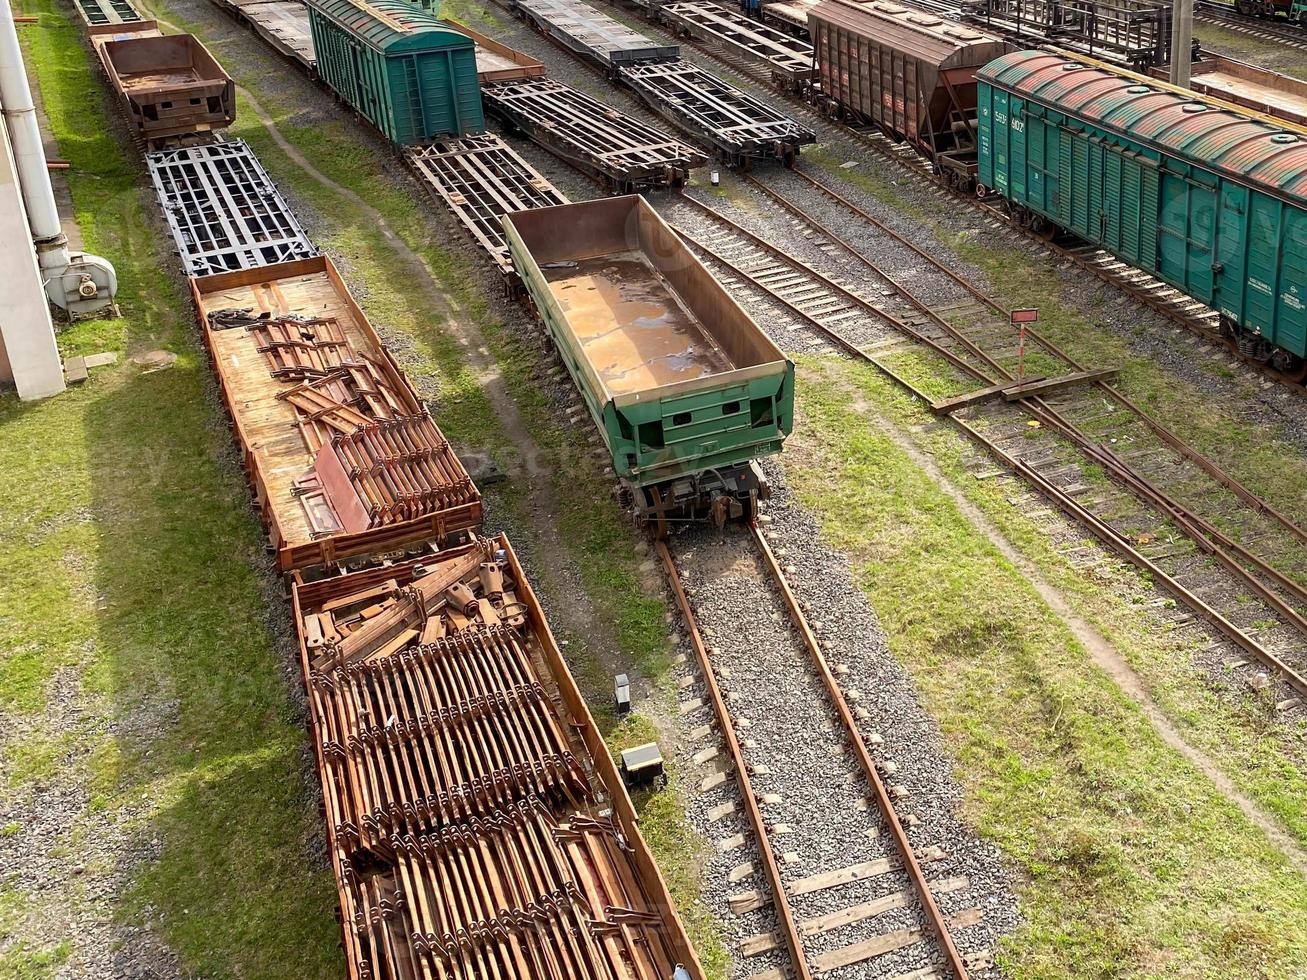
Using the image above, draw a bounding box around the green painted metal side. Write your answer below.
[502,221,793,489]
[307,0,483,144]
[978,65,1307,358]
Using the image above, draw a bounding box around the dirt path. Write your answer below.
[866,403,1307,875]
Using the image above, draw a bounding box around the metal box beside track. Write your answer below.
[504,196,793,525]
[307,0,484,144]
[97,33,235,140]
[978,50,1307,368]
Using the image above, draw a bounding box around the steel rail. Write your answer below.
[671,202,1307,700]
[771,167,1307,548]
[649,10,1307,396]
[749,525,971,979]
[732,174,1307,615]
[654,540,813,980]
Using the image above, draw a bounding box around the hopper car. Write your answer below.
[978,50,1307,373]
[800,0,1009,191]
[504,196,794,532]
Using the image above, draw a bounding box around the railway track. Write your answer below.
[658,528,994,979]
[665,180,1307,707]
[1196,3,1307,50]
[620,2,1307,394]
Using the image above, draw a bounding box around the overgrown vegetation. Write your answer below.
[789,354,1307,976]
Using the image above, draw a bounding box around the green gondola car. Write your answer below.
[503,196,794,533]
[978,50,1307,372]
[307,0,484,145]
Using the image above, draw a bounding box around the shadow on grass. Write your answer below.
[85,358,341,977]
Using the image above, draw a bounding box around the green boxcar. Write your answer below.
[503,196,794,528]
[978,50,1307,366]
[307,0,483,145]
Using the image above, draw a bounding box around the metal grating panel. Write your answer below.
[147,139,318,277]
[405,134,570,274]
[76,0,147,28]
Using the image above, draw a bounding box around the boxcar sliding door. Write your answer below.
[1158,169,1217,304]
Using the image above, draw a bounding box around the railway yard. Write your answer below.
[1,0,1307,978]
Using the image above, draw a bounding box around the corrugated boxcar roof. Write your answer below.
[809,0,1005,67]
[309,0,472,52]
[980,50,1307,199]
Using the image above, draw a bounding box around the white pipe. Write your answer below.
[0,0,69,269]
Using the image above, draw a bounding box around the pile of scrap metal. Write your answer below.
[294,537,701,980]
[207,307,477,536]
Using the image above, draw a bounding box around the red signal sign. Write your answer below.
[1010,308,1039,324]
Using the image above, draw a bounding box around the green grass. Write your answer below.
[1,0,340,976]
[0,0,730,974]
[788,353,1307,977]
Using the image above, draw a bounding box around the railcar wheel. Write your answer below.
[1271,347,1304,379]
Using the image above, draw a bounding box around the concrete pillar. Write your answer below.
[0,97,63,400]
[1170,0,1193,89]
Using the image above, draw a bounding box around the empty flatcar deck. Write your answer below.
[405,134,570,275]
[621,58,814,164]
[656,0,815,78]
[75,0,156,33]
[512,0,680,69]
[148,139,317,277]
[482,77,705,190]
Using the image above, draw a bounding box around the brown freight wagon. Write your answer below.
[192,255,482,571]
[289,533,706,980]
[807,0,1007,188]
[97,32,235,141]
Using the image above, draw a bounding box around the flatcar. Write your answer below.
[504,196,794,532]
[978,50,1307,373]
[802,0,1008,190]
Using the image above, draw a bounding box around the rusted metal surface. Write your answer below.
[504,196,788,406]
[445,18,546,82]
[1155,52,1307,128]
[655,539,812,980]
[292,535,706,980]
[806,0,1005,168]
[193,256,481,570]
[405,134,570,275]
[482,77,705,191]
[147,139,317,276]
[97,32,235,141]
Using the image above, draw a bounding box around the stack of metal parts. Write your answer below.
[207,307,476,536]
[299,542,691,980]
[482,77,706,191]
